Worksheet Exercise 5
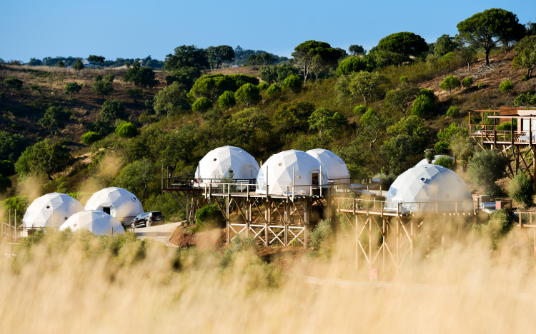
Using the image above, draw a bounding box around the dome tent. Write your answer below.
[22,193,84,228]
[60,210,125,235]
[84,187,143,221]
[195,146,259,185]
[415,155,454,166]
[385,165,473,213]
[257,150,328,196]
[306,148,350,183]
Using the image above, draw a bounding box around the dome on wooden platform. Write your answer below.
[306,148,350,183]
[195,146,259,185]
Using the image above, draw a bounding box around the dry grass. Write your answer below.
[2,222,536,333]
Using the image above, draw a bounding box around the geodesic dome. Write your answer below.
[84,187,144,220]
[385,165,473,213]
[60,210,125,235]
[257,150,328,195]
[415,155,454,167]
[22,193,84,228]
[195,146,259,185]
[306,148,350,183]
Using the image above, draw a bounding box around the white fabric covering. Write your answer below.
[306,148,350,182]
[60,210,125,235]
[84,187,143,220]
[22,193,84,228]
[385,165,473,213]
[195,146,259,184]
[256,150,328,195]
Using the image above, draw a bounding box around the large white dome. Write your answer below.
[195,146,259,184]
[22,193,84,228]
[60,210,125,235]
[257,150,328,195]
[84,187,143,220]
[306,148,350,182]
[385,165,473,213]
[415,155,454,167]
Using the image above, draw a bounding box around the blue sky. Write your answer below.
[1,0,535,62]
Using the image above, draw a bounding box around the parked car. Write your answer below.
[130,211,164,228]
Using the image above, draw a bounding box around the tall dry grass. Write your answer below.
[2,222,536,333]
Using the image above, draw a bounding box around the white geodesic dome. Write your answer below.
[195,146,259,185]
[385,165,473,213]
[415,155,454,166]
[60,210,125,235]
[22,193,84,228]
[84,187,144,220]
[306,148,350,183]
[257,150,328,195]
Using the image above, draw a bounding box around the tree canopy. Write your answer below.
[292,40,343,82]
[207,45,235,69]
[349,45,366,56]
[100,99,127,123]
[377,32,428,66]
[164,45,209,72]
[124,62,158,88]
[512,35,536,79]
[336,57,369,76]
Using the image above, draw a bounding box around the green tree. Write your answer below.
[377,32,428,66]
[259,66,278,84]
[72,58,84,75]
[188,74,232,101]
[384,86,420,118]
[164,45,209,72]
[39,106,68,133]
[165,66,201,91]
[457,8,526,65]
[207,45,235,69]
[440,75,461,97]
[508,173,534,207]
[336,57,369,76]
[91,76,114,100]
[337,71,387,105]
[359,109,389,150]
[0,160,15,192]
[425,148,435,163]
[386,115,429,151]
[0,131,28,162]
[434,34,458,57]
[81,131,100,145]
[499,79,514,95]
[274,101,315,132]
[127,88,143,102]
[3,77,23,95]
[434,156,454,170]
[266,83,282,98]
[292,40,343,82]
[446,106,460,117]
[349,45,365,56]
[124,62,158,88]
[308,108,348,137]
[513,92,536,107]
[468,149,507,193]
[258,82,269,91]
[458,46,478,71]
[18,139,73,180]
[462,76,473,89]
[100,99,127,123]
[91,119,113,137]
[56,61,65,68]
[64,82,82,100]
[234,83,261,107]
[104,74,115,83]
[153,82,188,117]
[381,134,421,175]
[218,91,236,109]
[114,159,157,202]
[192,97,213,112]
[115,122,139,138]
[281,75,302,93]
[228,108,272,144]
[88,55,105,65]
[512,35,536,79]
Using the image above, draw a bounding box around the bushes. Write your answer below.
[446,106,460,117]
[336,57,369,76]
[462,76,473,89]
[513,92,536,106]
[424,148,435,163]
[115,122,139,138]
[309,219,334,258]
[353,104,367,114]
[434,156,453,170]
[192,97,213,112]
[508,173,534,207]
[468,149,507,193]
[281,75,302,93]
[411,93,435,118]
[234,83,261,107]
[266,83,282,98]
[195,203,225,230]
[81,131,100,145]
[499,79,514,95]
[218,91,236,109]
[439,75,461,97]
[258,82,269,91]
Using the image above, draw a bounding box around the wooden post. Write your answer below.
[382,216,386,274]
[186,191,190,222]
[161,161,164,191]
[246,199,250,238]
[396,217,400,276]
[226,198,230,244]
[368,216,372,270]
[493,114,497,147]
[469,111,471,134]
[304,199,309,248]
[356,215,359,269]
[265,199,270,246]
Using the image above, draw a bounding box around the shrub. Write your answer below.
[411,95,434,118]
[192,97,213,112]
[442,52,456,61]
[439,75,461,97]
[234,83,261,107]
[487,209,513,249]
[508,173,534,207]
[258,82,269,91]
[434,141,449,154]
[446,106,460,117]
[266,83,282,98]
[424,148,435,163]
[81,131,100,145]
[281,75,302,93]
[462,76,473,88]
[336,57,369,76]
[477,81,484,89]
[521,74,529,82]
[100,99,127,122]
[372,171,396,189]
[218,91,236,109]
[468,149,507,193]
[115,122,139,138]
[127,88,143,102]
[310,218,334,254]
[499,79,514,95]
[434,156,453,170]
[513,92,536,107]
[195,203,225,230]
[353,104,367,115]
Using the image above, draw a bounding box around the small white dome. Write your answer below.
[385,165,473,213]
[23,193,84,228]
[415,155,454,166]
[306,148,350,182]
[60,210,125,235]
[257,150,327,195]
[85,187,143,220]
[195,146,259,184]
